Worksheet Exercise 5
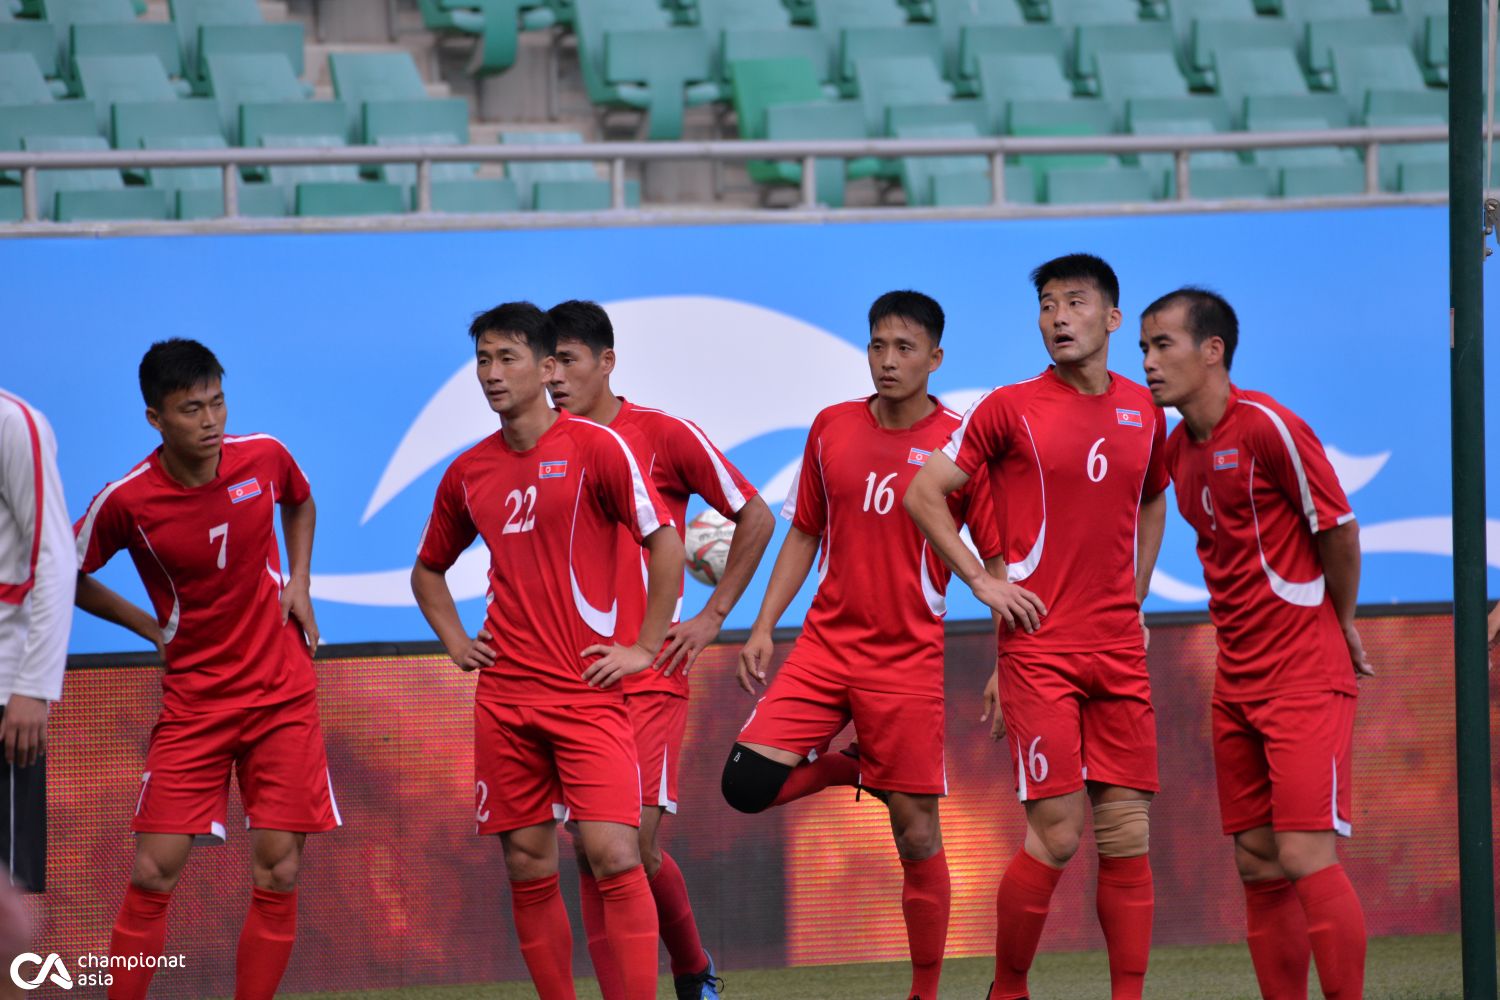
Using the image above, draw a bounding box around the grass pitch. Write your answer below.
[284,933,1464,999]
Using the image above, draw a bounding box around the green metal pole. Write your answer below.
[1450,3,1496,998]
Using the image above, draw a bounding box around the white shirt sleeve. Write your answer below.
[0,405,74,703]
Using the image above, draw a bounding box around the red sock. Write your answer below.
[598,866,661,1000]
[1244,877,1310,1000]
[580,870,626,1000]
[107,884,171,1000]
[1294,865,1366,1000]
[770,750,859,806]
[901,850,950,999]
[993,849,1063,1000]
[235,887,297,1000]
[1096,855,1153,1000]
[651,852,707,977]
[510,874,577,1000]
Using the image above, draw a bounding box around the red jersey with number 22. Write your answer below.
[417,410,673,706]
[786,396,1001,698]
[74,434,316,717]
[609,399,758,697]
[1166,386,1357,701]
[944,368,1168,654]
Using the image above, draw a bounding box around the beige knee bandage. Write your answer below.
[1093,799,1151,858]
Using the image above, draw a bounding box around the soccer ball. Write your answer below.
[684,509,735,587]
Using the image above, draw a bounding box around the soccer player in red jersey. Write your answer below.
[73,339,336,1000]
[905,255,1168,1000]
[1139,287,1369,1000]
[410,302,684,1000]
[720,291,1001,1000]
[546,299,774,1000]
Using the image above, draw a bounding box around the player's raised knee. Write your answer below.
[721,743,792,814]
[1093,799,1151,858]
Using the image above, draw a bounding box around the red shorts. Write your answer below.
[626,691,688,815]
[133,690,340,845]
[473,699,641,835]
[1212,691,1356,837]
[737,656,946,795]
[996,647,1158,801]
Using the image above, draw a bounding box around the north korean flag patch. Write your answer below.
[227,478,262,503]
[1213,449,1239,471]
[538,460,568,479]
[907,448,931,467]
[1115,408,1143,428]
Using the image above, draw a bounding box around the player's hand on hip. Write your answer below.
[736,629,774,694]
[581,641,654,688]
[280,576,321,652]
[979,667,1005,741]
[453,629,498,672]
[0,694,49,768]
[974,575,1047,633]
[659,610,723,678]
[1344,624,1374,679]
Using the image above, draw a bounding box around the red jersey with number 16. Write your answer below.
[944,368,1169,655]
[417,410,674,707]
[608,399,758,697]
[74,434,317,717]
[784,396,1001,698]
[1166,386,1357,702]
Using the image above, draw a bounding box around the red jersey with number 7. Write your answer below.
[74,434,317,717]
[417,409,674,706]
[608,398,759,696]
[784,396,1001,698]
[943,368,1169,654]
[1166,386,1357,701]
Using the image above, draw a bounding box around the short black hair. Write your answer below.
[469,301,554,360]
[1141,286,1239,371]
[868,290,945,345]
[548,299,614,355]
[1030,253,1120,308]
[139,338,224,410]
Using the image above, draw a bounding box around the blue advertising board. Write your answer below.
[5,206,1496,653]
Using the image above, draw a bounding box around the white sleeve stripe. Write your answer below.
[589,422,663,537]
[779,462,801,521]
[225,433,311,490]
[1239,400,1319,533]
[660,413,748,513]
[942,390,992,463]
[74,462,151,567]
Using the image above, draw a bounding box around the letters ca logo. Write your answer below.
[10,953,72,990]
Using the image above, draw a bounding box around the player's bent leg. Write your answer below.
[991,792,1084,1000]
[720,742,798,813]
[569,822,626,1000]
[578,821,659,1000]
[500,822,576,1000]
[108,834,192,1000]
[1089,786,1154,1000]
[1278,831,1365,1000]
[236,829,306,1000]
[887,793,948,1000]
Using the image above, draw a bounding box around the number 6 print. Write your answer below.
[1027,735,1049,784]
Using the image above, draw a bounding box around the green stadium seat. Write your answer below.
[886,98,991,136]
[1277,162,1365,196]
[416,0,556,76]
[372,132,478,186]
[1243,93,1352,128]
[763,99,870,205]
[1186,18,1297,91]
[974,51,1072,113]
[854,55,953,134]
[1008,99,1114,177]
[1327,43,1427,104]
[1174,163,1275,198]
[572,0,672,109]
[929,0,1022,80]
[74,55,179,128]
[1093,51,1189,108]
[728,55,824,138]
[957,24,1067,88]
[174,182,284,218]
[1213,47,1310,113]
[893,120,988,207]
[428,177,521,212]
[54,186,169,219]
[362,97,469,147]
[806,0,906,36]
[1072,21,1174,91]
[197,23,304,81]
[328,51,426,104]
[930,167,1039,204]
[838,26,941,98]
[139,131,223,190]
[0,99,96,148]
[1042,164,1156,203]
[532,177,640,210]
[239,100,348,148]
[293,179,405,216]
[1363,89,1444,121]
[1366,108,1444,191]
[170,0,263,81]
[0,22,60,81]
[262,131,358,191]
[602,26,715,139]
[69,24,185,86]
[1128,107,1238,173]
[0,51,55,104]
[720,27,829,84]
[1303,16,1410,89]
[696,0,791,34]
[21,132,118,218]
[111,96,219,146]
[1420,14,1446,85]
[1126,94,1232,133]
[1165,0,1258,50]
[204,53,309,141]
[1245,106,1364,194]
[500,129,611,209]
[39,0,137,71]
[1049,0,1140,25]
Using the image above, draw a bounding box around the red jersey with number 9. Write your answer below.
[943,368,1169,654]
[74,434,317,717]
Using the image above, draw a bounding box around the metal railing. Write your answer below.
[0,124,1451,231]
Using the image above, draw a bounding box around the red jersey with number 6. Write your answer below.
[74,434,316,717]
[609,399,758,697]
[417,410,674,706]
[784,396,1001,698]
[943,368,1169,654]
[1166,386,1357,701]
